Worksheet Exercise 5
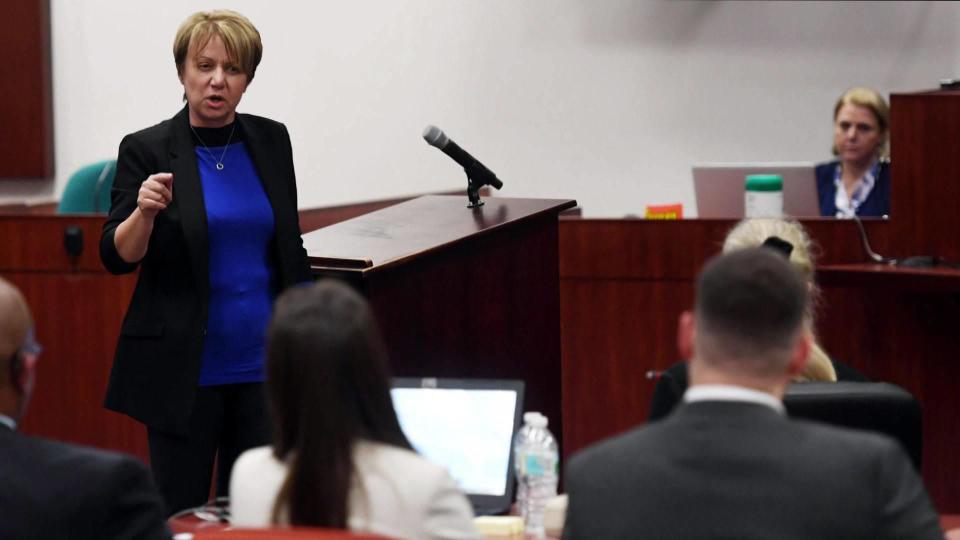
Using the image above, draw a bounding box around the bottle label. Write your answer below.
[523,454,557,476]
[525,454,544,476]
[745,191,783,218]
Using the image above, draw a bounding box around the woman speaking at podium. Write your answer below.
[99,10,311,515]
[816,87,891,218]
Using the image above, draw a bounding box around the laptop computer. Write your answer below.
[390,377,525,515]
[692,162,821,218]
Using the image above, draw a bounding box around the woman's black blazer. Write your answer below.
[99,106,312,435]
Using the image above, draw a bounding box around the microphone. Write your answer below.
[851,213,893,264]
[851,214,955,268]
[422,126,504,190]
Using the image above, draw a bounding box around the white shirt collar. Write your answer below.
[0,413,17,431]
[683,384,785,414]
[833,161,878,218]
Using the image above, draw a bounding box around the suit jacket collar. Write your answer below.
[169,106,210,304]
[236,112,288,228]
[684,384,785,414]
[670,400,787,426]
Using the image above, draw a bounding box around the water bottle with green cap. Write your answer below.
[745,174,783,218]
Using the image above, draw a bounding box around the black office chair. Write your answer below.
[783,381,922,471]
[649,373,922,471]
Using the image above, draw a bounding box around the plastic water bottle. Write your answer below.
[513,412,558,537]
[745,174,783,217]
[513,419,530,516]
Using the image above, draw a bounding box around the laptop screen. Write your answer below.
[390,377,525,514]
[692,162,821,218]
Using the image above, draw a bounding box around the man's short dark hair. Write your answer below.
[694,247,809,375]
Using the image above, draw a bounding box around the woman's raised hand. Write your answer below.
[138,173,174,219]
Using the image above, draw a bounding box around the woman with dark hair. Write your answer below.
[230,280,480,539]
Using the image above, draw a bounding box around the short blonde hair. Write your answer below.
[723,218,816,283]
[173,10,262,82]
[722,219,837,382]
[832,86,890,159]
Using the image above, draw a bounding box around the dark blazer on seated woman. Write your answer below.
[815,159,891,218]
[648,359,870,422]
[100,105,312,436]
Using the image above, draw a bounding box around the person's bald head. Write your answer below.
[0,278,33,379]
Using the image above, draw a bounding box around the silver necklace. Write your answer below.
[190,122,236,171]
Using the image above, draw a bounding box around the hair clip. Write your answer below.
[762,236,794,258]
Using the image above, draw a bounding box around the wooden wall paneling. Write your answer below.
[558,219,720,457]
[558,217,893,282]
[0,215,105,272]
[0,216,145,460]
[560,219,728,280]
[560,278,694,456]
[801,218,895,264]
[0,0,53,178]
[8,272,145,459]
[889,92,960,261]
[818,284,960,511]
[365,213,564,444]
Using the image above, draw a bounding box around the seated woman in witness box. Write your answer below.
[816,86,891,218]
[649,218,868,421]
[230,280,480,540]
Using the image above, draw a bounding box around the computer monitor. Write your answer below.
[390,377,525,515]
[693,162,821,218]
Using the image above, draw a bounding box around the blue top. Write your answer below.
[815,160,891,218]
[195,130,276,386]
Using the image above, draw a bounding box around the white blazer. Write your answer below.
[230,441,481,540]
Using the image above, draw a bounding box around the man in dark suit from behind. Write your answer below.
[562,248,943,540]
[0,277,170,540]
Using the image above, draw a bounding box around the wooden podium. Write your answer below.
[302,195,577,443]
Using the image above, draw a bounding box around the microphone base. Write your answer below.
[894,255,959,269]
[467,175,484,208]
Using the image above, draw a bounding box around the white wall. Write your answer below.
[3,0,958,216]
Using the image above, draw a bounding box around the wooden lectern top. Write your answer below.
[303,195,576,273]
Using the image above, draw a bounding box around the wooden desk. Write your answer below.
[819,263,960,292]
[816,263,960,513]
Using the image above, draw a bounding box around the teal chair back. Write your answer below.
[57,160,116,214]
